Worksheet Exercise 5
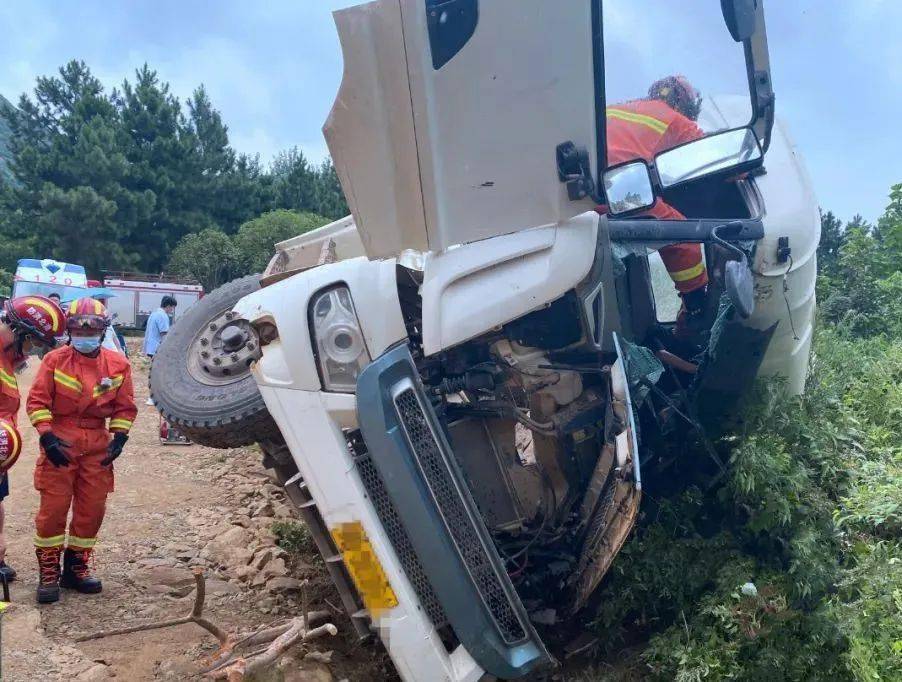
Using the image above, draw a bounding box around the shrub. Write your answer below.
[271,520,317,559]
[590,328,902,680]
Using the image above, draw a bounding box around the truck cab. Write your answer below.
[151,2,818,679]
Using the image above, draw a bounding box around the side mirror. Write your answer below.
[603,161,655,216]
[656,127,762,189]
[721,0,757,42]
[725,260,755,319]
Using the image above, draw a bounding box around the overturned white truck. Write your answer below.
[151,1,818,679]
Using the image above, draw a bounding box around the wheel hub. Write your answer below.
[187,310,260,385]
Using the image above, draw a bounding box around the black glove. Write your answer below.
[39,432,71,468]
[102,432,129,467]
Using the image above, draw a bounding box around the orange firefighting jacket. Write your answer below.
[605,100,708,292]
[27,346,137,436]
[606,99,704,221]
[0,350,21,422]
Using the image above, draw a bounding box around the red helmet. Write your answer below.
[0,420,22,473]
[66,298,110,332]
[648,75,702,121]
[3,296,67,347]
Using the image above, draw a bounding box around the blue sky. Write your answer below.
[1,0,899,224]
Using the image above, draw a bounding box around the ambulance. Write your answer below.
[12,259,88,301]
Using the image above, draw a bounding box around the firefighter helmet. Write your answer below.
[2,296,67,347]
[0,419,22,473]
[648,75,702,121]
[66,298,110,332]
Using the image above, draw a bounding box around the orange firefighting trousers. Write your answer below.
[659,242,708,294]
[33,418,113,550]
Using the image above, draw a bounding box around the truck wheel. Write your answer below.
[149,274,279,448]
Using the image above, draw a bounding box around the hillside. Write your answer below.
[0,93,15,185]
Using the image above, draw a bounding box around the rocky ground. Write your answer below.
[1,343,390,681]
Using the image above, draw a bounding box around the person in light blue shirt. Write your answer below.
[142,295,177,358]
[143,296,177,406]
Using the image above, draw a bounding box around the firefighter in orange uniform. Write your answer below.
[27,298,137,603]
[0,295,67,581]
[605,75,710,329]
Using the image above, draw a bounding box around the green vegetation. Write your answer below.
[0,60,347,279]
[272,520,317,559]
[234,209,328,274]
[0,94,14,185]
[589,185,902,680]
[164,210,329,290]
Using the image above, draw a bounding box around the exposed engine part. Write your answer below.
[431,369,497,397]
[447,417,543,531]
[493,339,583,407]
[410,322,638,617]
[503,291,584,349]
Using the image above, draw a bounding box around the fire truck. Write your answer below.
[102,273,203,330]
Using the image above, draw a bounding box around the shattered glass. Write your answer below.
[619,338,665,406]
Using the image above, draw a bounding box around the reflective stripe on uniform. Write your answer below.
[28,409,53,425]
[67,535,97,549]
[668,262,706,283]
[92,374,124,398]
[109,418,133,431]
[3,422,20,457]
[53,369,83,393]
[34,533,66,548]
[0,368,17,390]
[606,107,669,135]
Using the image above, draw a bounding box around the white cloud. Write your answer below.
[230,127,279,164]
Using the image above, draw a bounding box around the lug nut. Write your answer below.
[231,353,239,362]
[247,342,255,350]
[213,357,222,365]
[209,323,218,331]
[200,337,209,346]
[200,351,209,359]
[225,312,234,320]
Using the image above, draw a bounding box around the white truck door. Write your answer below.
[325,0,599,259]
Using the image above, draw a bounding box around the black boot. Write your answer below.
[0,560,17,582]
[35,547,61,604]
[61,548,102,594]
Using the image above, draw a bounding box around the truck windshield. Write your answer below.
[603,0,753,163]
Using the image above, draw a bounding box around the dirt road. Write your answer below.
[0,348,355,681]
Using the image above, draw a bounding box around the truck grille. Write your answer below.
[354,448,448,628]
[393,388,527,644]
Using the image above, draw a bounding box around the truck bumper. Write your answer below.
[256,383,485,682]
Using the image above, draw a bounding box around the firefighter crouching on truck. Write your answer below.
[605,75,709,334]
[27,298,137,604]
[0,296,68,581]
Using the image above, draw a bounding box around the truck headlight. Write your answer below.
[310,286,370,392]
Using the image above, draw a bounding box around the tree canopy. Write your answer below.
[0,59,348,279]
[233,209,328,273]
[818,184,902,337]
[168,210,330,289]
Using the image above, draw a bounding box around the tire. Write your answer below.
[149,274,280,448]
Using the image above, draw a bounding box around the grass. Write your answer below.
[586,327,902,680]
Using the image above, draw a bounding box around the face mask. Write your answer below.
[72,336,102,354]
